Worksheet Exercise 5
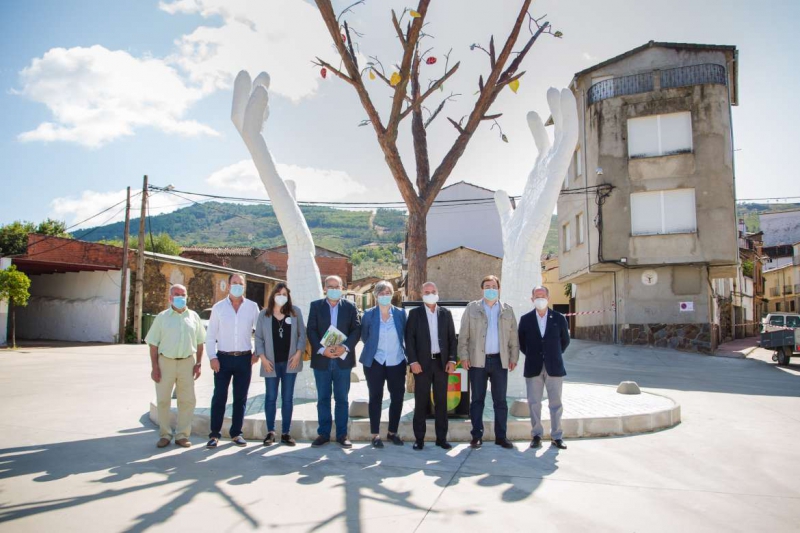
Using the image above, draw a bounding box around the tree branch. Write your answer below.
[410,51,431,193]
[391,9,406,46]
[447,117,465,134]
[343,21,359,71]
[398,61,460,121]
[312,58,354,85]
[425,93,459,128]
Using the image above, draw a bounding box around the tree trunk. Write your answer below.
[10,297,15,349]
[405,207,428,300]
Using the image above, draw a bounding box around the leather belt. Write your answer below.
[431,353,441,360]
[486,353,500,358]
[217,350,252,357]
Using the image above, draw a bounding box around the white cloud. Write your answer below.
[50,188,188,230]
[160,0,335,102]
[206,159,367,201]
[17,45,217,148]
[582,52,599,63]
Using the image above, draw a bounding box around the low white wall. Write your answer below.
[16,270,123,343]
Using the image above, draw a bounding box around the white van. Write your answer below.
[762,313,800,333]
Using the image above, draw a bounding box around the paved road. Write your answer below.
[0,340,798,532]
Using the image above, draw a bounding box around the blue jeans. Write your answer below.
[264,362,298,434]
[314,358,352,439]
[469,355,509,440]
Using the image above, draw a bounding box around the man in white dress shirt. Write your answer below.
[205,273,260,447]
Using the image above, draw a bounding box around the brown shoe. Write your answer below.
[156,437,171,448]
[175,438,192,448]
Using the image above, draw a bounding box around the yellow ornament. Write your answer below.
[509,79,520,94]
[390,72,401,86]
[369,70,376,80]
[409,10,421,18]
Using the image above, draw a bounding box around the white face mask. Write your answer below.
[274,295,288,307]
[422,293,439,305]
[533,298,548,311]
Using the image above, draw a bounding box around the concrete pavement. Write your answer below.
[1,340,799,531]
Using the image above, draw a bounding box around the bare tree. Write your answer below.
[314,0,558,298]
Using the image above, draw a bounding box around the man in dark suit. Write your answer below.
[406,282,458,450]
[307,275,361,448]
[518,285,570,450]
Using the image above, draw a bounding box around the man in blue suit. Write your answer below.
[308,275,361,448]
[518,285,570,450]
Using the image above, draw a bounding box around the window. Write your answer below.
[562,222,572,252]
[576,212,585,245]
[776,303,782,312]
[788,316,800,328]
[792,301,797,312]
[628,111,692,158]
[630,189,697,235]
[575,148,582,176]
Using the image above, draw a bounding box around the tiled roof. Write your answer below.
[181,246,259,256]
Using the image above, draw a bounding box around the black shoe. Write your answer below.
[206,437,219,449]
[470,438,482,449]
[552,439,567,450]
[435,440,452,450]
[495,438,514,449]
[262,432,276,446]
[311,435,330,448]
[281,433,296,446]
[413,440,424,450]
[530,436,542,449]
[372,436,384,448]
[386,433,404,446]
[337,436,353,449]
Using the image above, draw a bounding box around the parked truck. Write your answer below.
[760,313,800,366]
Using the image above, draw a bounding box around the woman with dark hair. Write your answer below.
[255,282,306,446]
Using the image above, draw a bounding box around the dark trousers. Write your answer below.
[264,362,298,434]
[469,355,509,440]
[313,358,352,439]
[413,362,449,443]
[209,353,253,439]
[363,360,407,435]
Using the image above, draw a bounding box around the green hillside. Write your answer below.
[737,203,800,233]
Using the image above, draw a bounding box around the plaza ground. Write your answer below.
[0,339,799,531]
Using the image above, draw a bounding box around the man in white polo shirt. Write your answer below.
[205,273,260,448]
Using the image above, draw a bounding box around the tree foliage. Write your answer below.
[0,265,31,349]
[0,219,70,256]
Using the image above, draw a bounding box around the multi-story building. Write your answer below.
[557,41,739,353]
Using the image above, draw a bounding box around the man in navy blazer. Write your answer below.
[307,275,361,448]
[518,285,570,450]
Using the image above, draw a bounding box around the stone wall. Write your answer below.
[142,261,169,315]
[575,324,614,343]
[187,269,216,312]
[619,323,713,354]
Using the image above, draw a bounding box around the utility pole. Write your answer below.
[118,186,131,343]
[133,175,148,343]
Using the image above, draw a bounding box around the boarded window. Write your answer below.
[576,212,585,245]
[628,111,692,158]
[630,189,697,235]
[562,222,571,252]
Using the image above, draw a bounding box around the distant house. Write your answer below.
[763,241,800,315]
[760,209,800,272]
[427,246,502,301]
[557,41,740,353]
[180,246,263,274]
[256,245,353,286]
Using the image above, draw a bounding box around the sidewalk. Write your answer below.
[716,335,760,358]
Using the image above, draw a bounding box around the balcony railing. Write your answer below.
[769,287,780,297]
[784,285,794,295]
[587,63,728,106]
[795,283,800,294]
[660,63,727,89]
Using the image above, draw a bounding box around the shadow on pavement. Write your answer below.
[0,416,560,532]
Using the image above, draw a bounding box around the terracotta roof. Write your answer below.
[181,246,259,256]
[427,245,502,260]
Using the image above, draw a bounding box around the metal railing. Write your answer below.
[587,73,653,105]
[784,285,794,295]
[795,284,800,294]
[587,63,728,106]
[660,63,727,89]
[769,287,780,297]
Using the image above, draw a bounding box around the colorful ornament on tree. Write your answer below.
[320,68,328,79]
[409,10,421,18]
[341,33,347,43]
[369,70,376,80]
[426,56,437,65]
[509,79,520,93]
[390,72,401,86]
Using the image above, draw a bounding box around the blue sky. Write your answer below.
[1,0,798,230]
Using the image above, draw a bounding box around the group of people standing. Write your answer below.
[145,273,571,451]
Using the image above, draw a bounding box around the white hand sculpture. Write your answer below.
[495,88,579,320]
[232,70,323,398]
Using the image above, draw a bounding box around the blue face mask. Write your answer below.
[377,295,392,307]
[172,296,187,310]
[229,284,245,298]
[483,288,499,302]
[327,288,342,301]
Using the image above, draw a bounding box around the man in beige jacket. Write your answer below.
[458,275,519,449]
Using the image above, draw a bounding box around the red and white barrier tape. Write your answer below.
[562,304,616,317]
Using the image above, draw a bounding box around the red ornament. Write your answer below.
[341,33,347,43]
[320,67,327,79]
[426,56,437,65]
